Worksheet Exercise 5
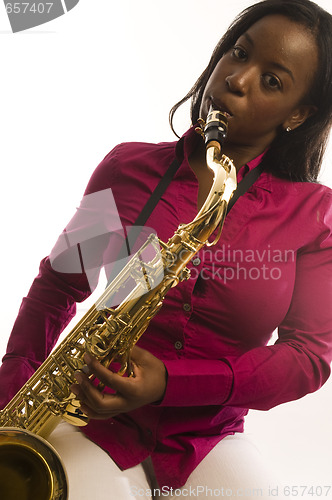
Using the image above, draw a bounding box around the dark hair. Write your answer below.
[169,0,332,182]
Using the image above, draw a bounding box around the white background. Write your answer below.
[0,0,331,492]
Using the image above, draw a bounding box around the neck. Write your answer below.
[223,142,265,171]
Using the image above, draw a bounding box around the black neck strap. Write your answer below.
[226,163,264,214]
[133,158,181,228]
[134,157,264,229]
[123,156,263,257]
[106,156,263,286]
[133,157,264,226]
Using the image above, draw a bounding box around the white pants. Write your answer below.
[48,422,278,499]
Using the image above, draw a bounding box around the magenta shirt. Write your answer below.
[1,128,332,488]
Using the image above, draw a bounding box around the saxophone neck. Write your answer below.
[187,108,237,245]
[194,108,237,218]
[195,148,236,221]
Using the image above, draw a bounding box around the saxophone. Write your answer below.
[0,109,237,500]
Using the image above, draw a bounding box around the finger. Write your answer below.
[83,352,139,395]
[73,371,107,408]
[130,346,160,371]
[73,370,133,415]
[78,403,107,419]
[83,353,121,388]
[79,392,131,419]
[130,345,146,363]
[71,382,133,419]
[71,378,112,415]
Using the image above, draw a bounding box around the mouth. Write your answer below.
[210,98,233,118]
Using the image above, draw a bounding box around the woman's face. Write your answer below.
[199,14,318,152]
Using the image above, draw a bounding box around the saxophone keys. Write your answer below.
[195,126,205,138]
[179,267,191,282]
[62,399,89,427]
[195,118,206,138]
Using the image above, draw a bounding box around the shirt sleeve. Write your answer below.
[160,190,332,410]
[0,258,92,409]
[0,146,125,409]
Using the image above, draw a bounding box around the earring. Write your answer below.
[286,126,292,132]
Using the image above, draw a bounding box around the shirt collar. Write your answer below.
[175,126,199,163]
[176,126,272,193]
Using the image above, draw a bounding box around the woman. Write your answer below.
[1,0,332,498]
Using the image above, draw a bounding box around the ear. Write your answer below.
[283,104,317,131]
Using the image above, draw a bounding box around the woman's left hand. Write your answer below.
[70,346,167,419]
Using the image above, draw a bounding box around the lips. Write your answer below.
[210,97,233,117]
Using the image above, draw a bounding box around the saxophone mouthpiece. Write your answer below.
[195,107,229,151]
[204,107,228,150]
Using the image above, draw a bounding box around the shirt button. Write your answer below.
[192,257,201,266]
[174,341,183,350]
[183,303,191,312]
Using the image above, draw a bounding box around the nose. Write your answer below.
[225,66,255,96]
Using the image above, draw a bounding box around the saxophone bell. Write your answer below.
[0,427,67,500]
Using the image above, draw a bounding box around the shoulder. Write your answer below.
[101,139,177,171]
[257,169,332,208]
[268,174,332,248]
[270,174,332,210]
[85,138,177,196]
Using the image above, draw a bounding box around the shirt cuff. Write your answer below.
[159,358,234,407]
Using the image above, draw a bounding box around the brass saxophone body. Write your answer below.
[0,109,237,500]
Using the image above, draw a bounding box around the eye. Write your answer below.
[232,46,247,60]
[263,74,282,91]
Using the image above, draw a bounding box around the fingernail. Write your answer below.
[71,385,79,396]
[84,352,92,363]
[74,372,83,383]
[81,364,91,375]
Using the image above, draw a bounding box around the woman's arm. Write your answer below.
[162,189,332,410]
[73,190,332,414]
[0,257,92,408]
[0,146,124,409]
